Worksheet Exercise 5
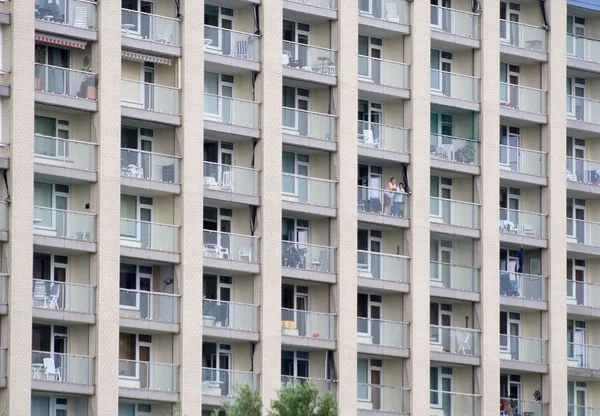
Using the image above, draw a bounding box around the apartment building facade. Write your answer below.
[0,0,592,414]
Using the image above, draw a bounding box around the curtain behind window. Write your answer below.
[34,116,57,156]
[357,359,368,400]
[33,182,53,229]
[120,195,137,237]
[118,404,135,416]
[31,396,50,416]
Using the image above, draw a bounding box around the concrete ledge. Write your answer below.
[500,107,547,125]
[204,120,260,140]
[118,387,178,403]
[203,189,260,206]
[0,12,10,25]
[430,158,480,176]
[431,351,480,367]
[567,242,600,257]
[500,359,548,374]
[0,84,10,98]
[120,317,180,334]
[0,377,6,388]
[34,235,96,252]
[122,36,181,57]
[120,246,180,264]
[0,158,9,170]
[358,80,410,100]
[500,296,547,311]
[358,410,406,416]
[204,257,259,275]
[283,1,337,20]
[283,67,336,86]
[567,118,600,137]
[357,276,409,293]
[357,343,409,358]
[358,147,410,164]
[202,326,259,342]
[202,394,227,408]
[283,133,337,152]
[567,179,600,196]
[121,106,181,126]
[500,44,547,63]
[499,233,547,249]
[431,94,480,112]
[568,57,600,74]
[499,169,547,187]
[358,16,410,36]
[282,200,337,217]
[32,380,94,395]
[35,20,97,41]
[357,212,409,229]
[36,91,97,112]
[430,286,480,303]
[430,222,480,239]
[567,304,600,320]
[0,305,6,315]
[0,230,7,242]
[431,30,480,50]
[567,367,600,380]
[32,308,95,325]
[281,335,336,350]
[282,266,336,284]
[35,163,97,183]
[205,52,260,73]
[121,176,180,195]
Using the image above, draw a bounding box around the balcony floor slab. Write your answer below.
[35,20,97,42]
[36,92,97,112]
[205,53,260,75]
[431,94,480,112]
[358,81,410,101]
[283,1,337,22]
[358,147,409,165]
[500,233,547,249]
[120,246,180,264]
[204,257,259,275]
[567,367,600,380]
[357,277,409,294]
[35,163,97,183]
[431,351,480,367]
[500,107,547,126]
[430,222,480,239]
[499,169,547,187]
[204,120,260,140]
[120,317,180,334]
[430,286,480,303]
[34,235,96,253]
[431,30,480,51]
[500,296,547,312]
[119,387,178,403]
[358,212,409,229]
[282,200,337,218]
[281,335,336,350]
[567,57,600,75]
[358,17,410,37]
[567,118,600,139]
[32,308,95,325]
[122,36,181,58]
[431,158,480,176]
[121,177,181,196]
[500,359,548,374]
[358,410,406,416]
[283,133,337,152]
[283,67,336,87]
[121,106,181,126]
[567,180,600,198]
[202,326,259,343]
[204,189,260,207]
[567,304,600,320]
[32,380,94,395]
[357,342,409,359]
[282,266,336,284]
[500,45,547,64]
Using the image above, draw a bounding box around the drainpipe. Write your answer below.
[539,0,550,31]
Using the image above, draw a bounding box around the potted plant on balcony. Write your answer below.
[34,65,43,91]
[454,141,476,165]
[79,58,96,100]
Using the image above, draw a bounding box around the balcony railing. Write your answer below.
[118,360,178,392]
[35,0,97,30]
[203,299,258,332]
[120,149,180,184]
[120,219,179,252]
[282,41,337,76]
[281,241,336,273]
[202,368,258,397]
[0,202,6,231]
[430,70,479,102]
[567,95,600,125]
[500,83,546,115]
[430,134,479,165]
[0,275,7,306]
[357,251,409,283]
[32,279,95,314]
[430,262,480,292]
[358,56,409,89]
[358,121,408,154]
[430,197,480,229]
[31,351,94,384]
[282,108,336,141]
[286,0,337,9]
[500,20,546,52]
[358,0,409,25]
[121,9,181,46]
[501,399,548,416]
[35,64,97,100]
[203,230,259,263]
[204,162,259,196]
[205,94,260,129]
[500,271,547,301]
[500,335,547,363]
[568,343,600,370]
[500,145,547,176]
[567,280,600,308]
[281,308,336,340]
[499,208,547,239]
[34,207,96,241]
[0,349,5,377]
[281,376,336,397]
[204,26,260,60]
[430,325,481,356]
[121,79,181,115]
[430,391,480,416]
[568,219,600,247]
[357,186,409,219]
[430,5,479,39]
[357,318,408,348]
[282,174,336,207]
[358,385,410,413]
[568,406,600,416]
[34,135,97,172]
[567,33,600,63]
[120,289,179,323]
[566,156,600,185]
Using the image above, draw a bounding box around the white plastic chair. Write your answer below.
[363,130,375,147]
[523,224,535,237]
[455,332,472,355]
[239,247,252,262]
[33,281,47,307]
[204,176,220,189]
[218,246,230,259]
[73,7,88,29]
[566,169,577,181]
[156,23,173,44]
[235,40,248,59]
[386,3,400,23]
[43,357,61,381]
[46,283,60,310]
[220,171,233,191]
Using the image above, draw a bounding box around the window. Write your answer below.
[282,152,309,198]
[119,263,152,311]
[119,333,152,383]
[430,366,452,407]
[119,403,152,416]
[34,116,70,158]
[430,50,452,94]
[281,350,309,379]
[204,72,234,120]
[282,87,310,134]
[358,36,383,81]
[120,195,153,244]
[33,182,69,234]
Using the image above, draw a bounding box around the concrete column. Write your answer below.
[332,1,358,412]
[5,1,34,414]
[92,1,122,414]
[178,0,204,413]
[407,1,430,415]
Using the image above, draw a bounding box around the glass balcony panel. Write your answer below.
[568,281,600,308]
[499,208,547,239]
[499,335,547,363]
[357,385,410,413]
[119,219,179,252]
[203,162,259,196]
[0,202,6,231]
[499,271,547,301]
[567,343,600,370]
[358,56,409,89]
[500,21,546,52]
[120,149,180,184]
[499,145,546,176]
[358,0,409,24]
[430,391,480,416]
[499,83,546,114]
[568,406,600,416]
[31,351,94,384]
[430,197,480,228]
[281,41,337,75]
[286,0,337,9]
[0,349,5,377]
[119,289,179,323]
[282,108,335,141]
[118,360,179,391]
[280,376,336,398]
[430,134,479,165]
[203,230,259,263]
[281,241,335,273]
[357,121,408,154]
[203,26,260,60]
[32,279,94,313]
[500,399,548,416]
[429,326,481,356]
[357,318,408,348]
[567,34,600,63]
[430,262,480,292]
[34,135,97,171]
[567,219,600,247]
[430,70,479,102]
[0,275,6,305]
[204,94,260,128]
[430,5,479,38]
[281,174,336,207]
[121,79,181,115]
[202,368,259,397]
[357,186,409,219]
[566,156,600,184]
[357,251,409,283]
[281,308,336,340]
[35,64,98,100]
[567,95,600,125]
[203,299,258,331]
[35,0,98,30]
[121,9,181,46]
[34,207,96,241]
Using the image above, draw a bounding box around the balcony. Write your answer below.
[118,360,179,402]
[501,399,548,416]
[430,325,481,365]
[567,33,600,72]
[0,275,6,315]
[0,348,5,386]
[568,343,600,374]
[31,351,94,395]
[281,376,336,398]
[500,335,548,371]
[357,250,409,292]
[499,208,547,247]
[357,186,409,228]
[358,121,409,162]
[358,56,409,97]
[357,318,408,357]
[121,79,181,125]
[567,219,600,255]
[569,406,600,416]
[430,134,479,174]
[121,9,181,56]
[32,279,95,324]
[0,202,6,241]
[500,145,547,185]
[35,0,97,41]
[120,149,180,194]
[567,156,600,196]
[358,0,410,35]
[204,94,260,138]
[500,83,547,124]
[281,241,335,283]
[202,368,258,406]
[430,391,480,416]
[35,64,98,111]
[204,26,261,71]
[285,0,337,13]
[282,108,336,151]
[282,41,337,85]
[34,134,97,182]
[500,21,547,59]
[203,162,260,205]
[281,308,336,349]
[430,70,480,110]
[119,289,180,333]
[120,219,180,263]
[567,281,600,315]
[282,173,336,216]
[499,271,547,309]
[203,298,259,341]
[567,95,600,136]
[357,385,410,414]
[430,262,480,300]
[430,5,479,49]
[33,207,96,251]
[430,197,480,237]
[203,230,260,275]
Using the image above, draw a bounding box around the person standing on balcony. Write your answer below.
[393,182,406,217]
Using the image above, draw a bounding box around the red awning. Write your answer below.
[35,34,86,50]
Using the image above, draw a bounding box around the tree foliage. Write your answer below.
[214,384,263,416]
[268,381,338,416]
